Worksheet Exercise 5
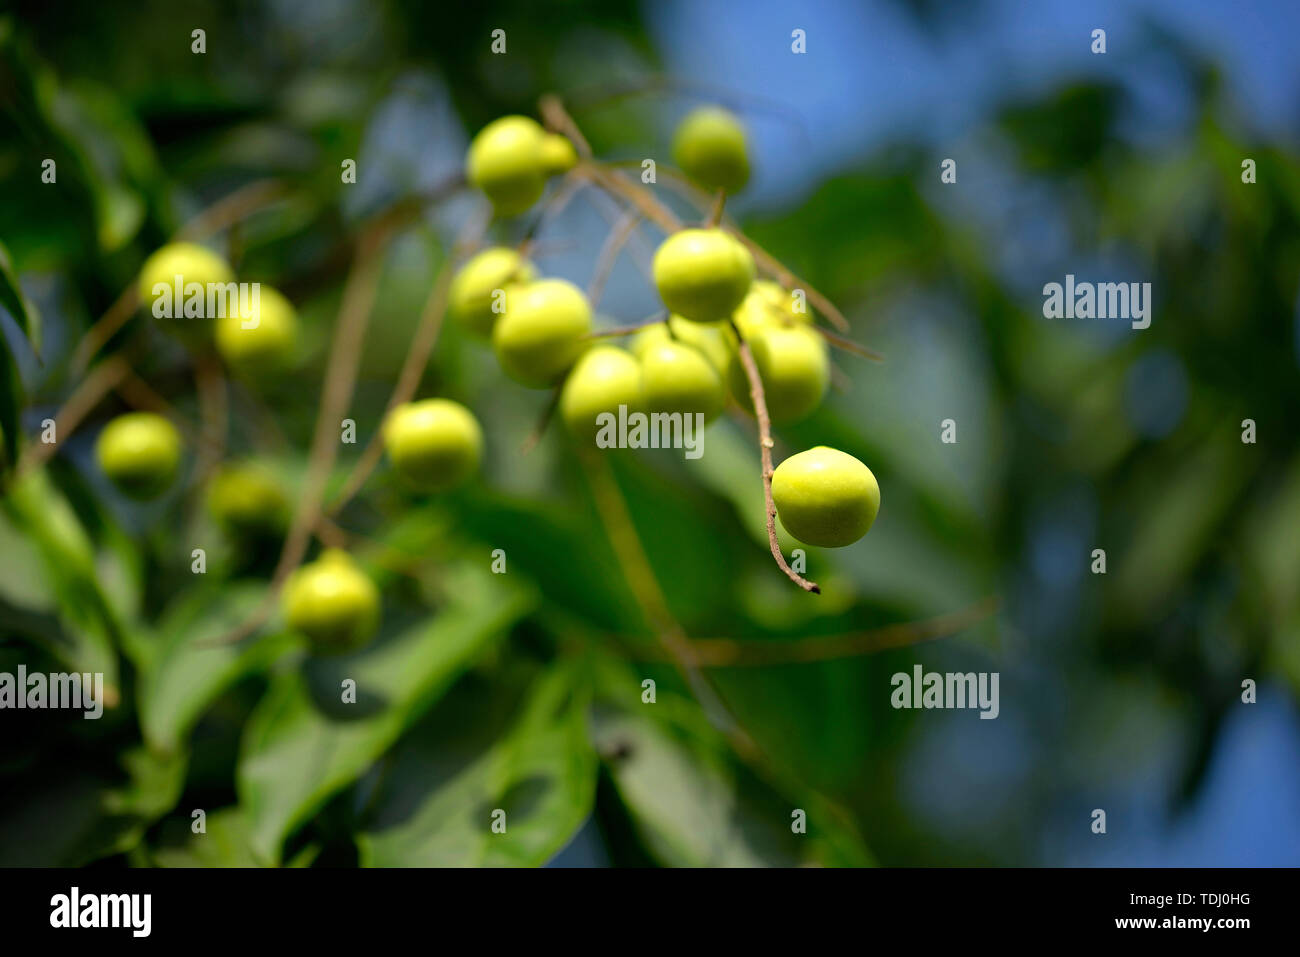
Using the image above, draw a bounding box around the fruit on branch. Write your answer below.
[732,280,812,339]
[492,278,592,387]
[138,242,235,342]
[449,247,537,338]
[639,339,725,422]
[771,446,880,548]
[630,316,731,375]
[539,133,579,175]
[95,412,182,501]
[466,115,552,216]
[207,463,289,537]
[215,285,298,374]
[729,324,829,424]
[653,228,755,322]
[283,549,380,653]
[559,346,643,441]
[382,398,483,492]
[672,106,750,194]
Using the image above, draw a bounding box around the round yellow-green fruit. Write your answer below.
[539,133,578,175]
[639,339,725,422]
[95,412,182,501]
[559,346,643,442]
[732,280,811,339]
[283,549,380,654]
[449,247,537,338]
[466,115,548,216]
[653,228,755,322]
[215,285,298,374]
[382,398,483,492]
[492,279,592,387]
[729,324,828,424]
[672,106,750,194]
[207,463,289,537]
[138,242,235,342]
[630,316,731,375]
[771,447,880,548]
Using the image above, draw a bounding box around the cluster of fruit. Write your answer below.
[90,104,880,655]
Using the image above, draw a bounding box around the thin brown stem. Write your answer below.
[730,321,820,594]
[326,215,488,515]
[201,225,393,646]
[538,95,592,158]
[583,311,667,340]
[15,355,131,476]
[706,188,726,227]
[520,386,563,456]
[587,208,643,308]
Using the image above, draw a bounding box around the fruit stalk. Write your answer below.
[730,322,821,594]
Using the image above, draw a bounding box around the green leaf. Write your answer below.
[0,746,186,866]
[357,663,597,867]
[1,469,121,695]
[236,565,533,864]
[151,808,262,868]
[0,240,40,356]
[138,582,298,754]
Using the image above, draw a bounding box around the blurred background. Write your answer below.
[1,0,1298,866]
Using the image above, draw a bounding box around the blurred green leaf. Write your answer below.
[357,663,596,866]
[237,565,533,864]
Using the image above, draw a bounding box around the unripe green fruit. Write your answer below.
[382,399,483,492]
[448,248,537,338]
[138,242,235,313]
[729,324,829,424]
[640,340,725,422]
[466,115,548,216]
[630,316,731,375]
[539,133,578,175]
[771,446,880,548]
[492,279,592,387]
[672,106,750,194]
[732,280,811,339]
[215,285,298,374]
[95,412,182,501]
[207,463,289,537]
[653,229,755,322]
[559,346,643,441]
[283,549,380,654]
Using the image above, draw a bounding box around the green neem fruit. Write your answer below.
[139,243,235,343]
[207,463,289,537]
[95,412,182,500]
[283,549,380,654]
[559,346,643,441]
[466,115,548,216]
[729,324,829,424]
[449,247,537,338]
[492,278,592,387]
[771,446,880,548]
[539,133,578,175]
[672,106,750,194]
[732,280,811,339]
[382,398,483,492]
[630,316,731,375]
[640,340,725,422]
[653,228,755,322]
[215,285,298,374]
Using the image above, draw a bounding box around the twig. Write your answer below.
[729,320,820,594]
[631,597,1001,667]
[201,224,393,646]
[520,386,563,456]
[706,188,726,227]
[726,229,851,334]
[326,214,488,515]
[583,311,667,340]
[587,208,643,308]
[14,356,131,476]
[538,94,592,157]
